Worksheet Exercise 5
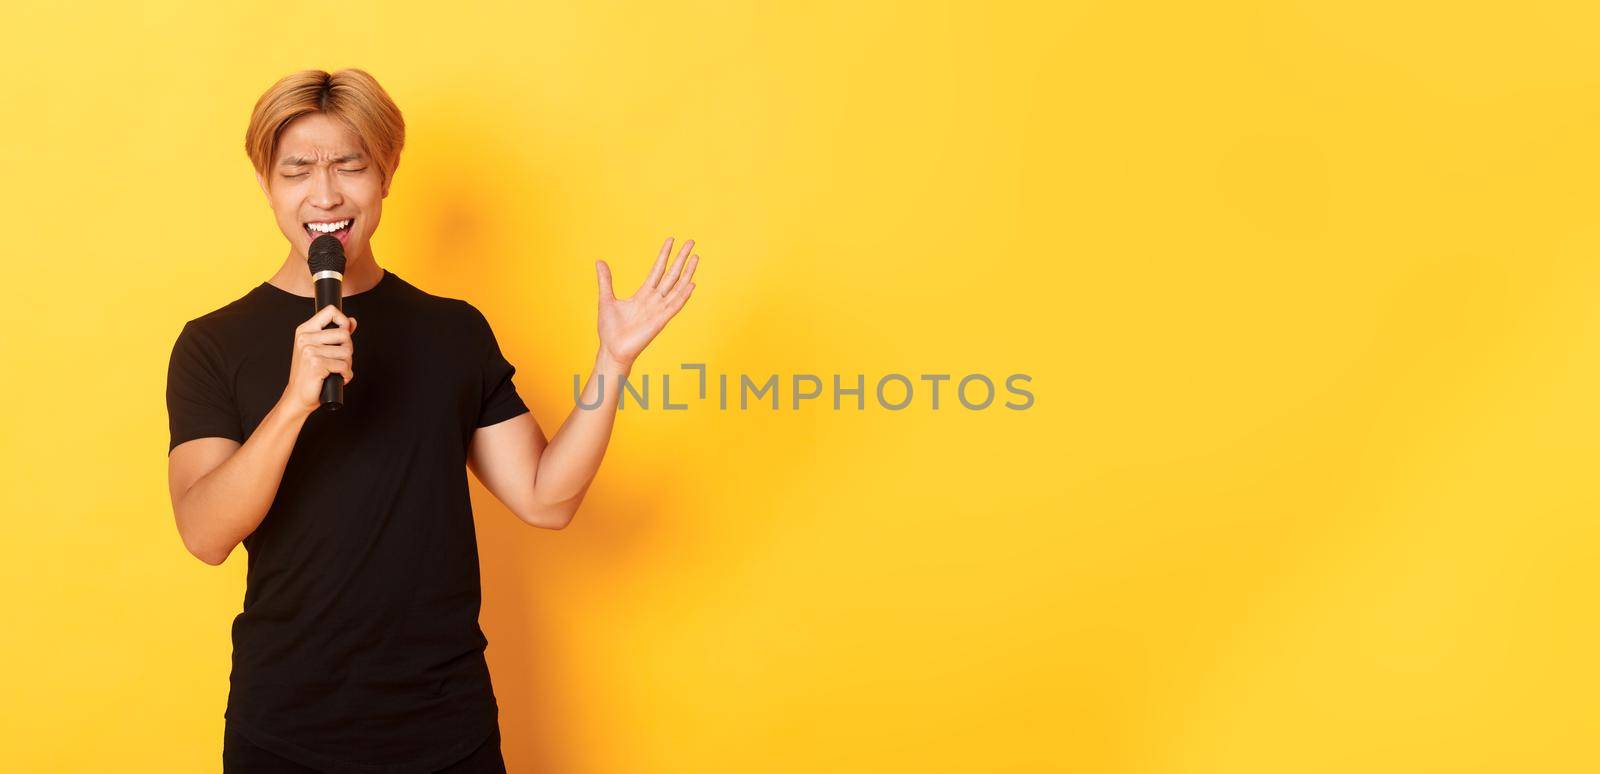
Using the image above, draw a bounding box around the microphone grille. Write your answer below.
[308,235,346,274]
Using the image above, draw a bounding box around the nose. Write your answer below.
[309,167,343,209]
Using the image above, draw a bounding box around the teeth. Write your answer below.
[306,219,351,234]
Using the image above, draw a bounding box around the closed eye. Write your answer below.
[339,167,367,174]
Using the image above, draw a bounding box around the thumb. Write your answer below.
[596,260,615,302]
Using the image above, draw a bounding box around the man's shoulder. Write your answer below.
[373,271,450,305]
[176,284,270,343]
[389,275,493,327]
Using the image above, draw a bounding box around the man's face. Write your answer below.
[257,112,387,264]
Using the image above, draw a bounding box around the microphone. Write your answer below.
[308,234,346,411]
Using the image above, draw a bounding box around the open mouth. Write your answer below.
[304,218,355,245]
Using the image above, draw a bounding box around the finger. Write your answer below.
[322,306,350,331]
[596,260,615,301]
[350,316,357,334]
[643,236,673,290]
[299,328,353,346]
[658,239,694,295]
[665,253,698,297]
[300,344,351,365]
[320,357,354,384]
[665,281,696,314]
[303,304,350,332]
[298,304,339,332]
[300,322,353,342]
[316,352,353,372]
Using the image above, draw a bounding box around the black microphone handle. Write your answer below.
[313,275,345,410]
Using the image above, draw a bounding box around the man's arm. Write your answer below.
[167,304,356,564]
[467,351,630,530]
[169,399,311,564]
[467,236,700,530]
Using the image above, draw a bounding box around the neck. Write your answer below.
[268,249,385,297]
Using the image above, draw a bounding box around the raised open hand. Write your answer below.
[595,236,700,369]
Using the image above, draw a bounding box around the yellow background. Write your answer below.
[2,1,1597,771]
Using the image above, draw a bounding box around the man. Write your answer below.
[166,68,700,773]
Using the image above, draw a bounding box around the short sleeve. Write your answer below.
[467,304,531,428]
[166,321,244,453]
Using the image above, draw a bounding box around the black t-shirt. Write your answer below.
[165,269,529,773]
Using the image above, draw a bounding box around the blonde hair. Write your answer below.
[245,68,405,190]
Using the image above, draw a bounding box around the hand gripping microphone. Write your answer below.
[308,234,346,410]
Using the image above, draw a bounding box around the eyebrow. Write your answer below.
[279,152,364,167]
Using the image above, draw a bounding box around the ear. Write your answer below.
[380,175,391,199]
[255,172,269,200]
